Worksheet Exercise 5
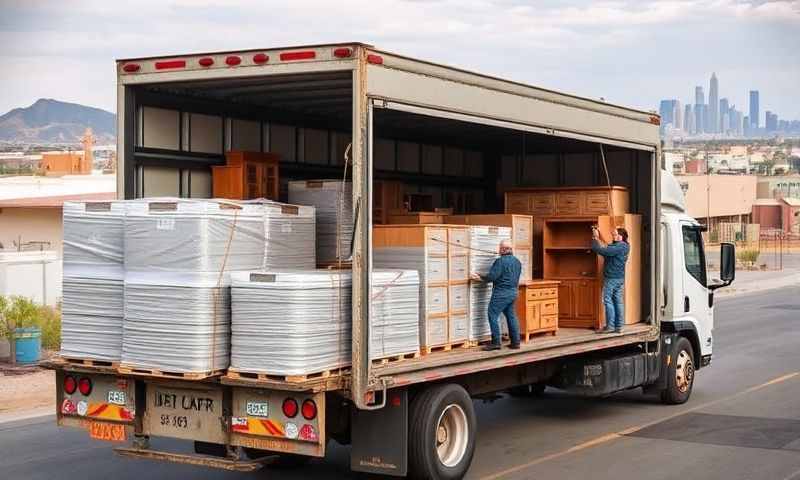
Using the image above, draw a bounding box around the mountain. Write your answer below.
[0,98,116,144]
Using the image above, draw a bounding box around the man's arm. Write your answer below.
[591,239,626,257]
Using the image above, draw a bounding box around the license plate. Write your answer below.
[246,401,269,417]
[89,421,126,442]
[107,390,126,405]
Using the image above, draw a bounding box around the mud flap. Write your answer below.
[350,388,407,477]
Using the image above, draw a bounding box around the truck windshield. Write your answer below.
[682,226,707,287]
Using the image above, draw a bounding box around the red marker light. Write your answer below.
[252,53,269,64]
[78,377,93,396]
[282,398,298,418]
[64,375,77,394]
[198,57,214,67]
[155,60,186,70]
[367,54,384,65]
[280,51,316,61]
[333,48,352,58]
[301,399,317,420]
[225,56,241,66]
[122,63,140,73]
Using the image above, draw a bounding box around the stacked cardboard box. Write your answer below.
[60,201,126,362]
[373,225,469,351]
[466,225,512,342]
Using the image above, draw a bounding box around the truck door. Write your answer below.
[680,222,713,356]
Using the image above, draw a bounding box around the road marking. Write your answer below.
[479,371,800,480]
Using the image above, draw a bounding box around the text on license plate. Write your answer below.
[89,421,126,442]
[246,401,269,417]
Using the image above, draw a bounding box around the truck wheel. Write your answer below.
[660,337,695,405]
[243,448,310,468]
[508,383,546,397]
[408,384,476,480]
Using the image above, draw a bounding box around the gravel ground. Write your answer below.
[0,369,54,419]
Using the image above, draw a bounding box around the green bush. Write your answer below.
[0,295,61,350]
[737,249,760,265]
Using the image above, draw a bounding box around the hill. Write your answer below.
[0,99,116,144]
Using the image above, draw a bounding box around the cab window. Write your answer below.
[682,225,707,286]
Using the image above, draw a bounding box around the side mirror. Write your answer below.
[710,242,735,291]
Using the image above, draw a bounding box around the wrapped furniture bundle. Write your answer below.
[60,201,126,362]
[288,180,353,264]
[121,200,267,374]
[262,201,316,270]
[230,270,352,376]
[370,270,421,360]
[468,226,511,341]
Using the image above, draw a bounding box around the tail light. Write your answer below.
[282,398,298,418]
[225,56,242,66]
[198,57,214,67]
[367,54,384,65]
[252,53,269,64]
[64,375,77,394]
[78,377,93,396]
[333,48,352,58]
[122,63,140,73]
[301,399,317,420]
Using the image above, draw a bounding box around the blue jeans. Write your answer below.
[603,277,625,330]
[487,292,521,345]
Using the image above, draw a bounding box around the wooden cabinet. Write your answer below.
[555,279,599,328]
[373,180,404,224]
[212,151,279,200]
[517,280,559,340]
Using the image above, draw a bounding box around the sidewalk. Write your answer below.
[713,268,800,298]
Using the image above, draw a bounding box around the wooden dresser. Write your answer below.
[516,280,560,340]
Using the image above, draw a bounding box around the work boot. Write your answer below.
[596,327,614,334]
[482,343,501,351]
[508,343,521,350]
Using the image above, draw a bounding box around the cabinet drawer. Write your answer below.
[584,192,610,215]
[426,228,448,255]
[538,287,558,299]
[506,194,531,213]
[540,314,558,329]
[541,300,558,316]
[556,192,581,216]
[531,193,555,216]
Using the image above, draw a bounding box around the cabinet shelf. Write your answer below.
[545,246,592,251]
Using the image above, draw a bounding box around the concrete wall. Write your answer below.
[0,207,63,255]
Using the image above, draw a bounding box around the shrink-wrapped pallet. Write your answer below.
[370,270,420,360]
[468,226,511,341]
[60,201,126,362]
[288,180,352,264]
[230,270,352,376]
[121,199,268,374]
[262,201,317,270]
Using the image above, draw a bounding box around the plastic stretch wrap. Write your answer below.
[468,226,511,341]
[230,270,351,375]
[60,201,126,361]
[262,201,316,270]
[288,180,352,263]
[370,270,420,359]
[122,272,231,373]
[124,200,266,272]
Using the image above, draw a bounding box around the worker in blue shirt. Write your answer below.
[471,239,522,351]
[591,226,630,333]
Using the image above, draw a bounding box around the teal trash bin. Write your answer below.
[14,327,41,364]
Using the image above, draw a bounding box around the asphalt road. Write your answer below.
[3,287,800,480]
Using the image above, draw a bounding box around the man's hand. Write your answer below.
[591,226,600,240]
[470,273,482,281]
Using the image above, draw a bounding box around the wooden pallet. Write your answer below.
[118,365,224,380]
[60,357,119,368]
[521,330,558,342]
[317,260,352,270]
[423,341,471,355]
[226,367,350,384]
[371,351,421,365]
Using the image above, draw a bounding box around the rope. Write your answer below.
[598,144,617,226]
[428,237,498,256]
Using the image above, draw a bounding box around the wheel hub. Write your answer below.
[435,404,469,468]
[675,349,694,393]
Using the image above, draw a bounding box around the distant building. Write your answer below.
[40,151,91,175]
[695,86,705,133]
[766,111,778,133]
[684,158,706,174]
[719,98,730,133]
[684,104,694,134]
[676,174,757,233]
[709,73,719,133]
[749,90,759,128]
[659,99,676,133]
[673,99,682,130]
[757,175,800,199]
[752,198,800,234]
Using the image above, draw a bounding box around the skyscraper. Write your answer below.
[749,90,759,128]
[659,99,676,133]
[709,73,719,133]
[719,98,730,133]
[695,86,705,133]
[673,100,682,130]
[684,104,694,134]
[766,111,778,132]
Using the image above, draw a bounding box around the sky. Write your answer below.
[1,0,799,121]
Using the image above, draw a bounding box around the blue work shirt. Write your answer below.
[481,253,522,296]
[591,239,630,279]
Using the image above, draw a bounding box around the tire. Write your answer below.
[408,384,477,480]
[660,336,695,405]
[243,447,311,468]
[508,383,546,397]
